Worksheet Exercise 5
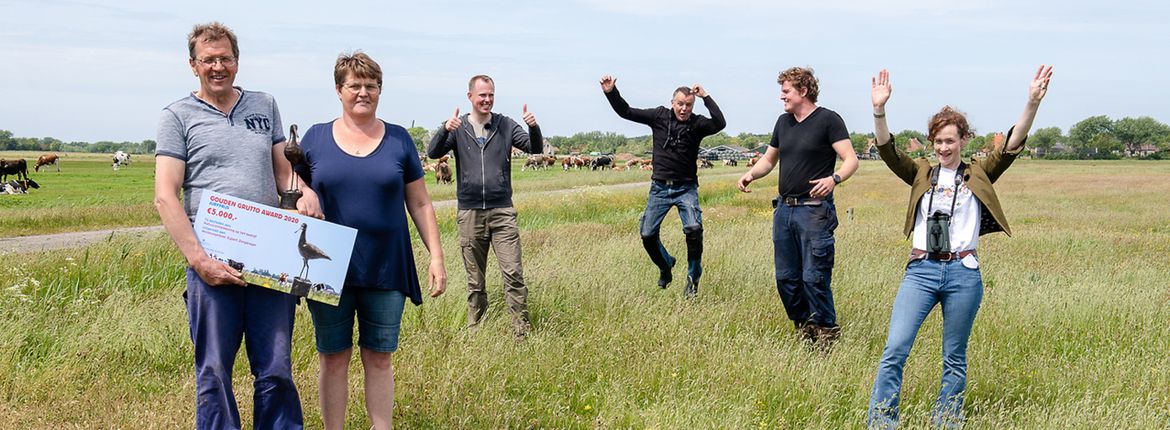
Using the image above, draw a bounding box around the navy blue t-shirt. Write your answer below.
[301,120,425,305]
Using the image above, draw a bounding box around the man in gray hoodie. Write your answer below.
[427,75,542,338]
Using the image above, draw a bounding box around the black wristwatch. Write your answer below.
[832,173,843,184]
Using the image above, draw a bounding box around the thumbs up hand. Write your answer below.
[521,103,538,127]
[445,107,462,132]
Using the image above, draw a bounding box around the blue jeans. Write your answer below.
[772,196,838,326]
[640,180,703,280]
[185,268,303,430]
[308,288,406,354]
[868,259,984,429]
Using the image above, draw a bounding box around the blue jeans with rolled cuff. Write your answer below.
[772,195,838,326]
[867,258,983,429]
[640,180,703,282]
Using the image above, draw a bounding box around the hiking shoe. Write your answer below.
[812,325,841,352]
[513,317,532,340]
[683,276,698,299]
[657,256,677,289]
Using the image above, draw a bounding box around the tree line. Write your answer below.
[406,115,1170,160]
[0,130,156,154]
[6,114,1167,160]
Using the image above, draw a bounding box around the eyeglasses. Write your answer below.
[343,83,381,94]
[195,56,237,67]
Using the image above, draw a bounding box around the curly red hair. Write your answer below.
[927,106,974,142]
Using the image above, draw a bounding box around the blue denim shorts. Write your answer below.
[307,288,406,354]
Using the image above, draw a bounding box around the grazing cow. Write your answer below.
[640,164,653,171]
[698,158,713,169]
[0,159,29,183]
[591,155,613,170]
[723,158,738,167]
[36,153,61,172]
[112,151,131,170]
[523,155,556,171]
[625,158,643,169]
[435,160,453,184]
[747,156,761,168]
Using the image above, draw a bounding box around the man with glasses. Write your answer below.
[154,22,314,429]
[426,75,541,339]
[600,74,726,299]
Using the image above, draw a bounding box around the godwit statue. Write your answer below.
[279,124,305,209]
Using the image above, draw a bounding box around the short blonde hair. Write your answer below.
[468,75,494,91]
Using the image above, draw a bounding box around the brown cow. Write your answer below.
[36,153,60,172]
[0,159,29,183]
[746,156,761,168]
[435,161,453,184]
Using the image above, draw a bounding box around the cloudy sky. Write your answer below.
[2,0,1165,142]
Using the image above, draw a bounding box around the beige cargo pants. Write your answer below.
[456,207,530,334]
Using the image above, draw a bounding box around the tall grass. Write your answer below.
[0,160,1168,428]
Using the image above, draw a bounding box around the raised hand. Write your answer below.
[691,83,708,98]
[600,74,616,93]
[872,69,892,108]
[445,107,462,132]
[1029,65,1054,104]
[522,103,537,127]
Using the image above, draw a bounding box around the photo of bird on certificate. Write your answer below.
[193,190,357,305]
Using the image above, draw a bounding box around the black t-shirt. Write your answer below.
[769,107,849,197]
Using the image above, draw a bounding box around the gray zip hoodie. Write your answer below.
[426,113,542,210]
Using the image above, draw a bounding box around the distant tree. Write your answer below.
[849,132,872,154]
[407,126,431,153]
[1069,115,1113,155]
[1112,117,1170,154]
[1030,127,1063,155]
[1088,133,1123,156]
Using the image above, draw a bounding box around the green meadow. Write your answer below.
[0,157,1168,428]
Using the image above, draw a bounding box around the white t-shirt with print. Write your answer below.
[911,166,981,252]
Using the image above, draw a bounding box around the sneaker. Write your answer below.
[657,256,677,289]
[683,276,698,299]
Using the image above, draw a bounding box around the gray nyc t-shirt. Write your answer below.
[156,88,285,222]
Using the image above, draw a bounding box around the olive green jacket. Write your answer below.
[876,129,1025,238]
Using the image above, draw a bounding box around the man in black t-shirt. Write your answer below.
[601,74,726,298]
[737,67,858,347]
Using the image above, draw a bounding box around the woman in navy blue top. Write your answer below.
[300,52,446,430]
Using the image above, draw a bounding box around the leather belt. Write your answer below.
[654,179,695,186]
[778,196,823,207]
[910,248,976,262]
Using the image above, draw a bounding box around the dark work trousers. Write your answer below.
[185,268,303,430]
[772,196,839,327]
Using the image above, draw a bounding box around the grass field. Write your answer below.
[1,159,1168,428]
[0,151,730,237]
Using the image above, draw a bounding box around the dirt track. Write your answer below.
[0,176,733,255]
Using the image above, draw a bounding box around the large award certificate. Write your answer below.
[193,190,356,305]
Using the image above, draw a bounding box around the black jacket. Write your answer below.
[605,87,726,182]
[426,113,542,210]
